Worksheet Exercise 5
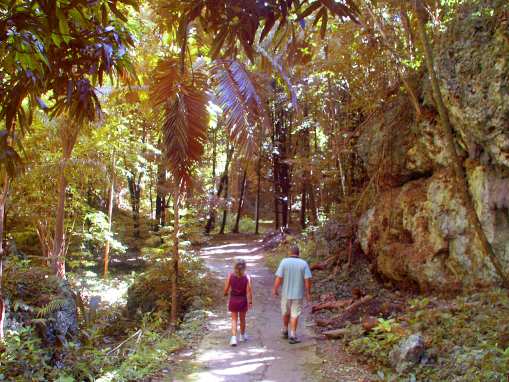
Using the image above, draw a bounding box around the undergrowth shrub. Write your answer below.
[342,290,509,381]
[0,327,53,381]
[1,220,212,381]
[127,250,211,319]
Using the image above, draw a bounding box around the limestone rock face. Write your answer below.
[357,0,509,289]
[358,167,509,289]
[435,0,509,168]
[355,99,451,189]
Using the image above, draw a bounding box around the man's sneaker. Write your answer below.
[229,336,237,346]
[281,330,289,339]
[239,334,249,342]
[288,336,301,344]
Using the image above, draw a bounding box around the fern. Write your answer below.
[35,298,68,318]
[30,318,49,327]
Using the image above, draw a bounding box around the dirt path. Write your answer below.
[180,235,321,382]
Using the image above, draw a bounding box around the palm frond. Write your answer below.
[318,0,361,24]
[255,45,298,110]
[151,58,181,108]
[212,59,270,154]
[153,59,209,187]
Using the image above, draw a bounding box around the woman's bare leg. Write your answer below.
[231,312,238,336]
[239,310,247,335]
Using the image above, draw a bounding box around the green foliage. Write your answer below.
[0,0,137,130]
[94,313,183,382]
[350,319,403,368]
[0,313,184,382]
[228,216,258,233]
[127,249,211,318]
[35,298,68,318]
[83,210,127,255]
[0,327,53,381]
[1,254,207,381]
[265,234,313,272]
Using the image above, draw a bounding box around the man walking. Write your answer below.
[272,245,312,344]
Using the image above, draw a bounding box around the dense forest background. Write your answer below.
[1,0,508,380]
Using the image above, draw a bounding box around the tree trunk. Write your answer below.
[278,119,290,229]
[255,127,264,235]
[155,167,167,231]
[300,181,307,229]
[205,146,234,234]
[164,196,169,227]
[272,119,280,230]
[219,168,230,235]
[300,117,310,229]
[0,175,10,340]
[275,107,292,230]
[308,183,318,225]
[170,194,180,327]
[233,169,247,233]
[148,181,153,221]
[52,120,80,278]
[155,194,163,230]
[413,0,509,287]
[127,173,142,239]
[103,161,115,279]
[287,112,293,227]
[212,127,217,180]
[52,159,68,278]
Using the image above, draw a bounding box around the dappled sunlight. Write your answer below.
[204,243,256,250]
[190,344,280,381]
[198,349,237,363]
[70,271,133,305]
[230,356,277,366]
[213,362,264,375]
[206,318,231,332]
[184,233,322,382]
[201,247,261,256]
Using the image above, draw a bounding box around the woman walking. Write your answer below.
[224,258,253,346]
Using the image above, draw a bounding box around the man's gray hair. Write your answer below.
[290,245,300,256]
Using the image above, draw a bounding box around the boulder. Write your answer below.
[40,282,78,346]
[3,266,78,347]
[389,334,425,374]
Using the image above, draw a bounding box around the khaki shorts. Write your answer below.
[281,297,303,318]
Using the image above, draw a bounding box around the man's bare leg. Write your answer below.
[290,316,299,337]
[282,313,290,337]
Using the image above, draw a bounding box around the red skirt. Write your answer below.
[228,295,248,312]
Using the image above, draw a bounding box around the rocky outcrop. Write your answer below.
[357,0,509,290]
[358,166,509,289]
[3,266,78,346]
[434,0,509,169]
